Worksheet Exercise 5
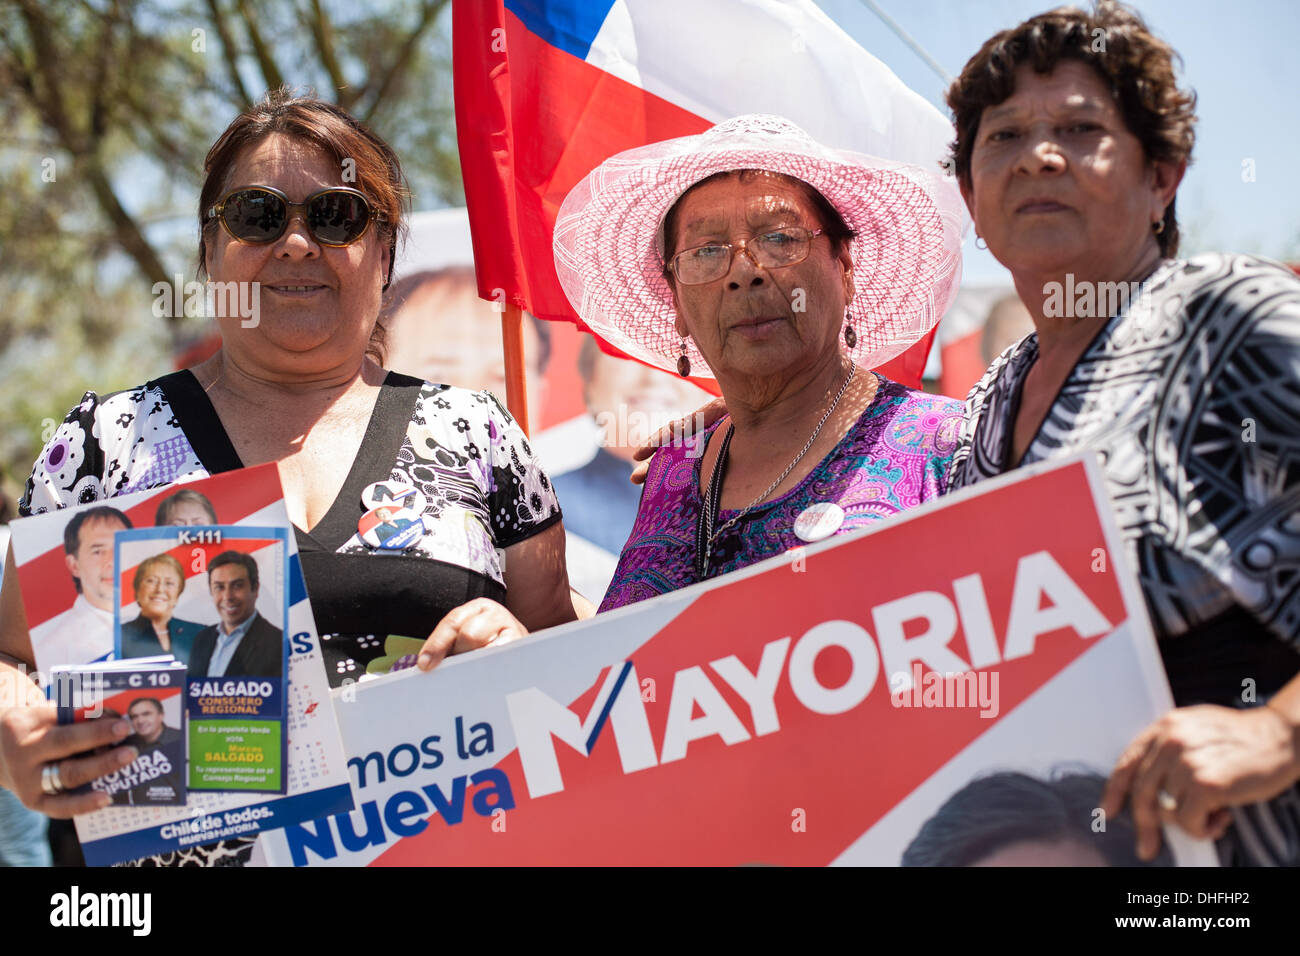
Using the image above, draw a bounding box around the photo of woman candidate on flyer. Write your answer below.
[115,533,286,679]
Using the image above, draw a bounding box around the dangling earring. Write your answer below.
[843,319,857,349]
[677,338,691,378]
[975,236,988,250]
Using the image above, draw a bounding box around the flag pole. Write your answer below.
[501,303,531,435]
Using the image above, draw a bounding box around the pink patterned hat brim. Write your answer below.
[553,115,966,378]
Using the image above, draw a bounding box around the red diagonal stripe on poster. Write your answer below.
[371,463,1126,865]
[16,466,283,630]
[117,539,282,607]
[74,685,183,723]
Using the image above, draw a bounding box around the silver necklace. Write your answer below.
[697,361,857,578]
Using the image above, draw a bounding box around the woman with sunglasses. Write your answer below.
[553,115,966,609]
[0,90,585,864]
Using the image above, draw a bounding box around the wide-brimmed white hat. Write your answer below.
[553,114,966,378]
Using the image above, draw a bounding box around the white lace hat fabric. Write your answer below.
[553,114,967,378]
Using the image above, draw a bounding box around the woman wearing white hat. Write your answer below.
[553,115,967,608]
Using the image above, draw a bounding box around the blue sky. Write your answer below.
[816,0,1300,283]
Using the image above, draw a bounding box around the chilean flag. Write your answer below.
[453,0,960,387]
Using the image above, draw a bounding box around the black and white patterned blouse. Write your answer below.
[948,253,1300,866]
[20,370,562,866]
[22,370,562,677]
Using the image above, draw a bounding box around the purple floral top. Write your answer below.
[600,376,963,610]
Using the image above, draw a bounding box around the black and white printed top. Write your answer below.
[948,253,1300,866]
[20,369,563,685]
[20,370,562,868]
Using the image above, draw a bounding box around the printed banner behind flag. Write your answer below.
[260,455,1217,867]
[453,0,966,387]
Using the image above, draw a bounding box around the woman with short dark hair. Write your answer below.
[944,1,1300,866]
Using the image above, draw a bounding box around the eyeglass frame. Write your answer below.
[205,184,389,247]
[665,226,826,285]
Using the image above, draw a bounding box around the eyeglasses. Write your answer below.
[668,227,825,285]
[206,185,386,246]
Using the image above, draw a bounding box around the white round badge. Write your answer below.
[793,502,845,543]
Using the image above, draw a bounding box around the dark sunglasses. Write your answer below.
[206,185,387,246]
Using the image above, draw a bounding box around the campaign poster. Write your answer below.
[8,465,353,865]
[114,526,289,793]
[260,454,1218,867]
[53,663,188,807]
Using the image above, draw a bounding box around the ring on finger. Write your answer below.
[41,762,66,796]
[1157,788,1178,813]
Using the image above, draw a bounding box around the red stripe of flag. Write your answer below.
[17,465,284,631]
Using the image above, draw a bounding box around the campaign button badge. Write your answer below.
[361,480,426,514]
[793,502,844,543]
[358,505,425,550]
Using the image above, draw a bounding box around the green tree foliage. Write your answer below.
[0,0,458,504]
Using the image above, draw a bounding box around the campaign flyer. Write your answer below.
[51,660,188,806]
[8,465,354,866]
[114,525,289,793]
